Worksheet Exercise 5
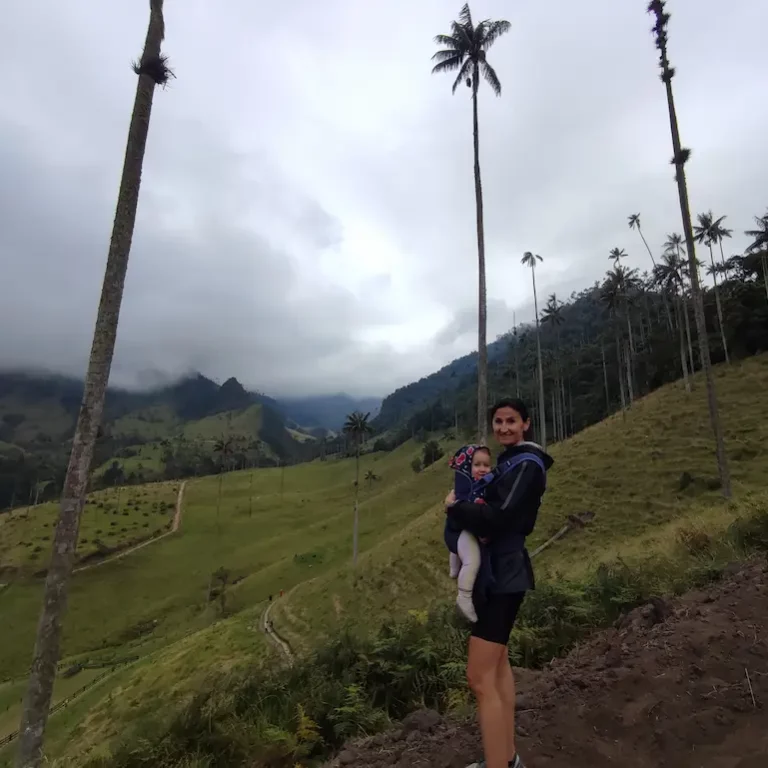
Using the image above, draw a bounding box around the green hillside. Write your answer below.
[272,352,768,650]
[1,355,767,765]
[0,482,178,577]
[182,404,262,441]
[0,375,318,513]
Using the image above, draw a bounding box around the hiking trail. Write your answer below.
[260,596,294,665]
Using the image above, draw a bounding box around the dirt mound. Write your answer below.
[327,560,768,768]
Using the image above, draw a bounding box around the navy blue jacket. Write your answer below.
[446,442,553,595]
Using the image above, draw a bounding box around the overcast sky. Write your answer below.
[0,1,765,397]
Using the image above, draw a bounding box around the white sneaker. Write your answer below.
[456,590,478,623]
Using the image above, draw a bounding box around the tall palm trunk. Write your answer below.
[762,254,768,303]
[624,309,636,398]
[15,4,169,765]
[624,341,634,404]
[717,239,728,273]
[675,294,691,393]
[513,313,520,398]
[642,290,653,350]
[637,225,674,331]
[601,341,610,414]
[708,244,730,364]
[615,326,627,413]
[216,470,223,534]
[658,37,731,498]
[553,327,563,441]
[352,445,360,567]
[531,269,546,449]
[561,375,568,438]
[471,68,488,443]
[683,292,695,375]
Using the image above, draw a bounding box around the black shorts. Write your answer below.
[471,592,526,646]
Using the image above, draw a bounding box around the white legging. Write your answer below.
[450,530,481,592]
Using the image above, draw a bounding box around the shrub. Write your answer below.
[422,441,444,468]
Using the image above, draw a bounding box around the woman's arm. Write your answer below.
[445,462,541,539]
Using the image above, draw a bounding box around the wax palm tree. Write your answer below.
[746,209,768,253]
[600,270,629,411]
[694,211,730,364]
[511,312,520,397]
[627,214,656,267]
[629,213,674,332]
[664,232,695,371]
[610,265,639,403]
[608,247,627,268]
[653,251,691,392]
[608,249,636,357]
[432,4,510,443]
[364,469,380,491]
[212,436,234,532]
[521,252,546,449]
[709,213,732,274]
[16,4,172,764]
[343,411,373,567]
[541,294,566,441]
[745,209,768,302]
[663,232,684,255]
[648,0,730,498]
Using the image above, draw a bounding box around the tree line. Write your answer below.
[432,1,768,501]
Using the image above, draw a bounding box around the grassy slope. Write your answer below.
[92,443,167,479]
[2,355,767,764]
[0,483,178,575]
[0,445,423,761]
[0,396,74,444]
[109,405,179,441]
[271,354,768,651]
[181,404,262,441]
[96,404,271,479]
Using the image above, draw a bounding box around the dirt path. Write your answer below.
[326,560,768,768]
[260,598,294,665]
[74,481,187,574]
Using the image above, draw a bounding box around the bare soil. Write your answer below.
[326,559,768,768]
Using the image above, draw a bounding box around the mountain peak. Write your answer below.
[219,377,246,394]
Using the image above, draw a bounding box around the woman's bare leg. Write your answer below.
[467,636,508,768]
[496,651,518,762]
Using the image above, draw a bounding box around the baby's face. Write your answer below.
[471,452,492,480]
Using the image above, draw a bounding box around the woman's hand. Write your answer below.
[444,490,456,508]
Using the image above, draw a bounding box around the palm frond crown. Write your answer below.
[745,209,768,253]
[521,251,543,267]
[431,4,510,96]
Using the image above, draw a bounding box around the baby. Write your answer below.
[444,444,492,623]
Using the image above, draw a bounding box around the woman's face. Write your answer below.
[492,407,530,447]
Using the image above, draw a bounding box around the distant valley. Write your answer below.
[0,370,380,511]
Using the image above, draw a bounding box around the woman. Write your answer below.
[445,398,553,768]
